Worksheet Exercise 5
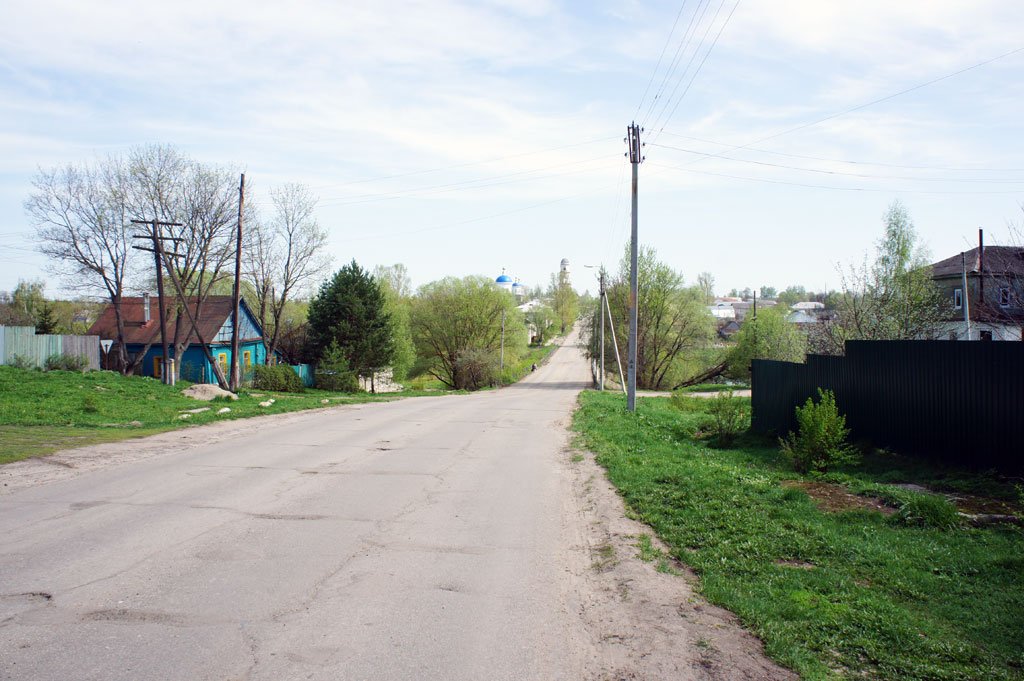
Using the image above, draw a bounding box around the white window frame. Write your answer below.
[953,288,963,310]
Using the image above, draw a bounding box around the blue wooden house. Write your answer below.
[89,295,269,383]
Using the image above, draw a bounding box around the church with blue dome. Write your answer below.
[495,269,525,299]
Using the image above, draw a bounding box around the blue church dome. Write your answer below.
[496,274,513,283]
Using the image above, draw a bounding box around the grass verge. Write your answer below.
[0,366,453,465]
[573,390,1024,680]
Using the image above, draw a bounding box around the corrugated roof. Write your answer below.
[87,296,261,345]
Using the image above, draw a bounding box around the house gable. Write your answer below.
[212,299,264,344]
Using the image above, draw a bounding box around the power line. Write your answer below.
[306,135,618,192]
[639,0,714,128]
[633,0,692,120]
[657,131,1024,172]
[316,154,614,209]
[660,45,1024,166]
[647,0,742,143]
[649,161,1024,194]
[333,178,627,245]
[649,142,1024,183]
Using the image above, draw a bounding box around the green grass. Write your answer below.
[676,381,750,393]
[500,342,558,385]
[573,391,1024,680]
[0,366,451,465]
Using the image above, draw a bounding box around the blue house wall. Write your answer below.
[128,301,269,383]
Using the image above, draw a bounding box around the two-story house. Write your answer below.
[930,240,1024,341]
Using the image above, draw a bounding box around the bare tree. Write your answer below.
[697,271,715,304]
[25,158,137,371]
[244,183,330,363]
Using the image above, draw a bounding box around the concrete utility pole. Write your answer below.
[626,122,643,412]
[131,219,183,384]
[961,252,972,340]
[599,268,606,391]
[229,173,245,391]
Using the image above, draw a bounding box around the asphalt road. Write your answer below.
[0,336,595,681]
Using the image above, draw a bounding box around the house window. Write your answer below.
[243,350,252,369]
[953,288,963,310]
[980,330,993,341]
[154,357,163,378]
[218,353,228,374]
[999,287,1010,308]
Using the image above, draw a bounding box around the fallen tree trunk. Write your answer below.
[671,362,727,391]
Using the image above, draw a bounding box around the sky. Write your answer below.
[1,0,1023,300]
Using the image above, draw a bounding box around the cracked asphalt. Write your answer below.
[0,335,595,680]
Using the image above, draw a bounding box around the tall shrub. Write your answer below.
[779,389,858,473]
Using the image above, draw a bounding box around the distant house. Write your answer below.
[88,295,268,382]
[717,320,741,340]
[930,245,1024,341]
[729,299,776,322]
[708,302,736,320]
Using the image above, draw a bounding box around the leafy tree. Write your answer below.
[307,260,394,377]
[776,285,808,307]
[760,285,777,300]
[548,271,578,334]
[814,201,948,354]
[727,306,807,378]
[409,275,525,390]
[374,265,416,381]
[597,245,715,390]
[524,303,557,345]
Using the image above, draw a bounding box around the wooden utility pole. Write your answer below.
[500,308,506,373]
[131,219,183,384]
[626,122,643,411]
[229,173,245,391]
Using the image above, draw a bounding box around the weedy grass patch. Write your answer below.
[0,366,450,464]
[573,390,1024,680]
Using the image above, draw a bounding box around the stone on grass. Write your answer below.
[182,385,238,401]
[177,413,192,420]
[217,407,231,414]
[259,401,273,407]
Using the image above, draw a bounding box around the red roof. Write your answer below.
[87,296,261,345]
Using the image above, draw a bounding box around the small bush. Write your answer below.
[44,353,89,372]
[706,391,749,446]
[82,395,100,413]
[315,342,359,392]
[891,493,961,530]
[453,349,499,391]
[9,354,35,370]
[253,364,305,393]
[779,389,859,473]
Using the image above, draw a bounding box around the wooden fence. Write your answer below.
[0,326,101,371]
[751,340,1024,470]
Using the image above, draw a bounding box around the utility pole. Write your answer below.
[605,292,627,394]
[599,268,606,391]
[500,308,506,373]
[132,219,183,384]
[230,173,245,391]
[961,252,972,340]
[626,122,643,412]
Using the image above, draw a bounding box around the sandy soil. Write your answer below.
[562,445,796,680]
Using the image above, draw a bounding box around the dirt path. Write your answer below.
[561,445,795,680]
